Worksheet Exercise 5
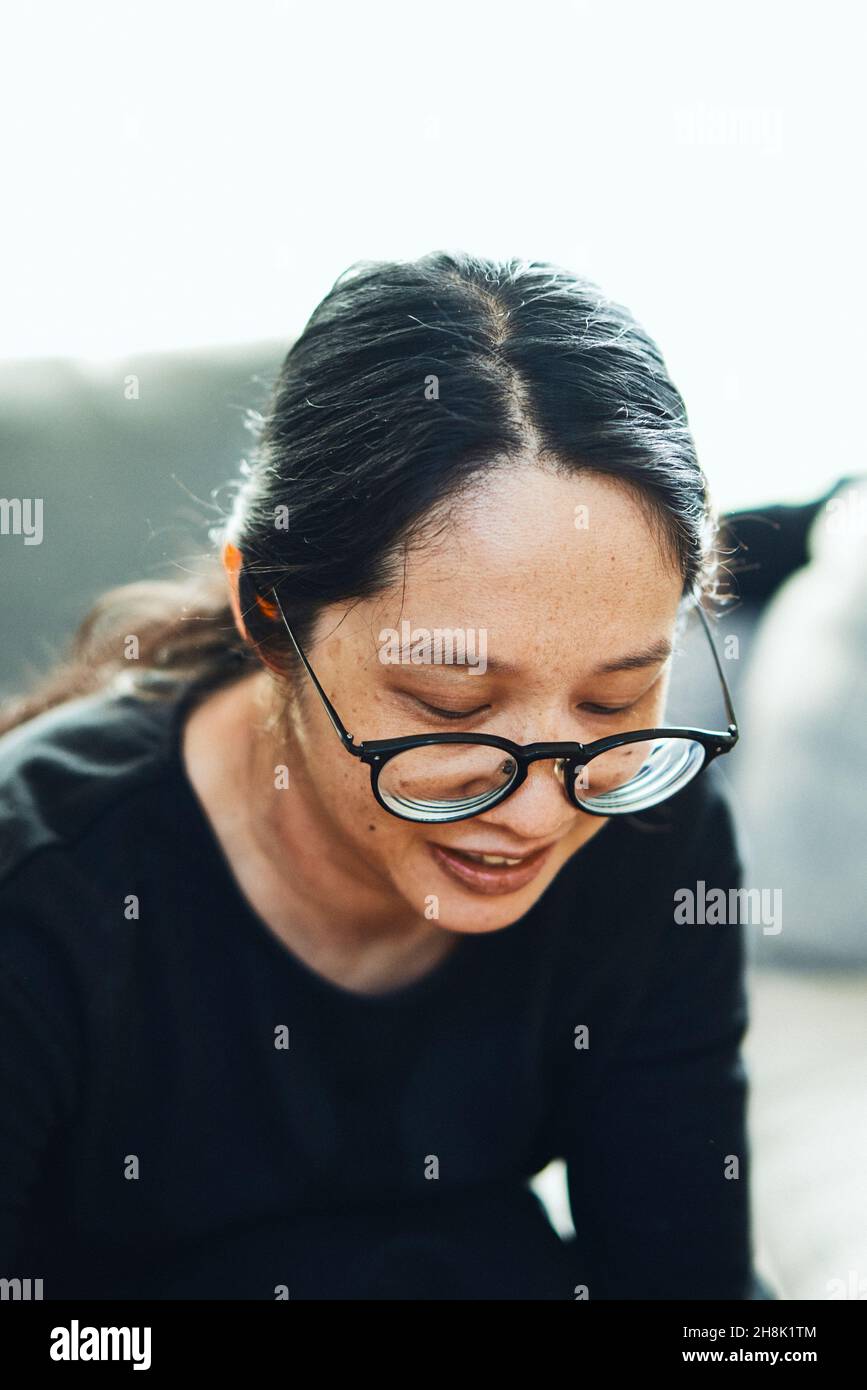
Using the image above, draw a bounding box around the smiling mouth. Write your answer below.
[426,839,557,894]
[433,842,556,865]
[436,840,556,862]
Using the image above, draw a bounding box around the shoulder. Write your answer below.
[0,680,184,1180]
[0,676,183,888]
[0,677,200,1038]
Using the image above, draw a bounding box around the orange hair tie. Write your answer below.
[224,541,280,621]
[255,593,279,620]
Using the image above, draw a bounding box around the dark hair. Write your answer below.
[0,250,721,735]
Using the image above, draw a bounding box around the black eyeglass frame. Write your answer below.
[267,588,739,823]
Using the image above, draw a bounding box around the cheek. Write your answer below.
[314,734,420,853]
[296,712,370,827]
[573,814,609,848]
[329,759,375,826]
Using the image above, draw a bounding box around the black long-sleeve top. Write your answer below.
[0,671,758,1299]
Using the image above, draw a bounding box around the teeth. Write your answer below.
[463,852,524,867]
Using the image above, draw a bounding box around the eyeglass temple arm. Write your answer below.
[269,589,358,749]
[695,602,739,738]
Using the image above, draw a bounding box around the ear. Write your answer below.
[222,541,248,641]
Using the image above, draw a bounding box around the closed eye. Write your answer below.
[416,699,490,722]
[415,697,636,723]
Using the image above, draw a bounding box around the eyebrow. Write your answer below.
[394,638,673,678]
[594,637,673,673]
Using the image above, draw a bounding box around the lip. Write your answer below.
[427,840,556,895]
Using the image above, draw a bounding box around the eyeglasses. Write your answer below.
[265,589,739,824]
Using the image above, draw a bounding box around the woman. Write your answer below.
[0,251,763,1300]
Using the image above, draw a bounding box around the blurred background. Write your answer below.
[1,0,865,1300]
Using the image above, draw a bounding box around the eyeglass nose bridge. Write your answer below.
[521,741,588,765]
[491,747,586,805]
[514,747,588,801]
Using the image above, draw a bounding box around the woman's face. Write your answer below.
[268,465,686,936]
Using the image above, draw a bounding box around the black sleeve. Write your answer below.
[0,882,83,1266]
[562,772,761,1300]
[719,473,857,604]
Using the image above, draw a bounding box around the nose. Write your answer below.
[479,754,577,838]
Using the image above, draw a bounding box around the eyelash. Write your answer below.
[581,704,633,717]
[418,701,488,722]
[417,699,635,722]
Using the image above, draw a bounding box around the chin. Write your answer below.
[429,883,553,935]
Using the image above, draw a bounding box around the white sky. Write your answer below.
[1,0,863,511]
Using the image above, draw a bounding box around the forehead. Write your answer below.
[390,465,678,617]
[318,466,685,667]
